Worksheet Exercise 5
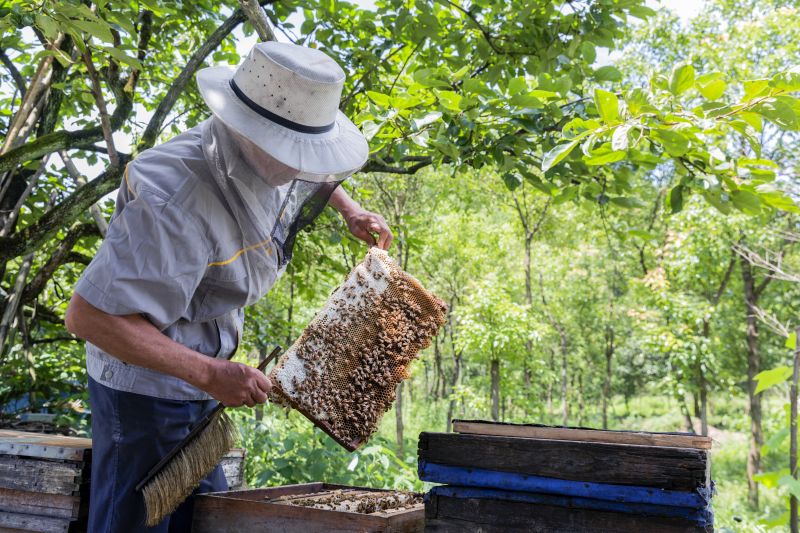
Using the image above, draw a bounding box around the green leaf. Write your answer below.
[731,189,763,214]
[667,184,684,214]
[366,91,391,107]
[35,14,59,39]
[754,96,800,131]
[754,468,789,489]
[584,145,626,166]
[102,47,142,69]
[770,68,800,92]
[412,111,442,130]
[698,79,726,100]
[580,41,596,63]
[651,129,689,157]
[437,91,463,112]
[625,88,649,116]
[508,76,528,95]
[594,88,619,123]
[502,172,522,191]
[609,196,645,208]
[611,124,632,151]
[628,229,657,241]
[762,426,789,455]
[595,65,622,82]
[628,5,657,19]
[754,366,792,394]
[787,331,797,350]
[669,62,695,95]
[542,140,579,171]
[744,79,770,100]
[68,19,115,44]
[779,475,800,500]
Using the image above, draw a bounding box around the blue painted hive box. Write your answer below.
[418,420,714,533]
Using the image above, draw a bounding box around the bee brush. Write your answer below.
[135,345,282,526]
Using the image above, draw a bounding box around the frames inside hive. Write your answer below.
[268,248,447,451]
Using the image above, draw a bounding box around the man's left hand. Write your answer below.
[344,207,393,250]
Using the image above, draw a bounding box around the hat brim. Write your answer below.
[197,66,369,179]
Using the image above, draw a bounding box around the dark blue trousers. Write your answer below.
[88,377,228,532]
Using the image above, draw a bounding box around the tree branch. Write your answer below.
[361,157,433,175]
[21,223,100,305]
[238,0,277,41]
[0,50,27,98]
[0,158,128,262]
[137,8,248,151]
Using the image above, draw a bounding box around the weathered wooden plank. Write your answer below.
[425,493,710,533]
[0,512,71,533]
[0,488,80,519]
[0,432,90,463]
[428,486,712,525]
[418,432,710,491]
[193,484,424,533]
[452,420,713,450]
[0,457,82,495]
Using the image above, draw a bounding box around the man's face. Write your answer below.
[227,127,299,187]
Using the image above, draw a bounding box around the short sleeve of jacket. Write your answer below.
[75,188,210,331]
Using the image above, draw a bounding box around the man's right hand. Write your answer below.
[65,293,273,408]
[204,359,272,407]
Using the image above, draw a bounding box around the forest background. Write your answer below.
[1,0,800,530]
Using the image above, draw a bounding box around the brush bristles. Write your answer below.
[142,411,238,527]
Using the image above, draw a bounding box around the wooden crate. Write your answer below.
[0,431,91,533]
[419,431,710,491]
[424,490,711,533]
[192,482,424,533]
[452,420,713,450]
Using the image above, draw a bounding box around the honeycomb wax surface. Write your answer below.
[269,248,447,448]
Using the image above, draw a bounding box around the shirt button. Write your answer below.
[102,368,114,380]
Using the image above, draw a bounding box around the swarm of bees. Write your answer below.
[272,489,422,514]
[269,248,447,449]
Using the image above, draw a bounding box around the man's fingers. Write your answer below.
[256,374,272,394]
[252,388,268,404]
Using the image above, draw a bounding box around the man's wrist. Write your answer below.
[184,352,217,391]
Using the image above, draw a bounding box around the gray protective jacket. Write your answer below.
[75,122,284,400]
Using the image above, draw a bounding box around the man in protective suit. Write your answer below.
[64,41,392,532]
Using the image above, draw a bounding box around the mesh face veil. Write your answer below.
[202,117,343,303]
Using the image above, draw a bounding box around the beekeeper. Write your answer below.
[64,41,392,533]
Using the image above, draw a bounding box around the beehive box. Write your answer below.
[0,430,91,533]
[192,482,424,532]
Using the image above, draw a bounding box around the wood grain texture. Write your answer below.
[418,432,710,491]
[192,483,424,533]
[452,420,713,450]
[425,493,710,533]
[0,457,83,495]
[0,511,71,533]
[0,489,80,519]
[0,432,91,463]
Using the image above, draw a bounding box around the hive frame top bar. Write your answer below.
[452,420,713,450]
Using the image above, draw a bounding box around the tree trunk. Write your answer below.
[491,357,500,422]
[577,370,584,426]
[602,325,614,430]
[446,344,462,433]
[546,348,554,418]
[561,335,568,426]
[742,258,763,509]
[791,326,799,533]
[395,382,404,457]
